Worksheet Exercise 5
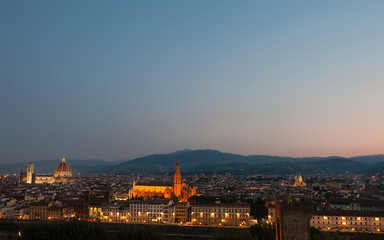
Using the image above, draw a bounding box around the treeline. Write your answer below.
[4,220,384,240]
[14,220,276,240]
[16,221,165,240]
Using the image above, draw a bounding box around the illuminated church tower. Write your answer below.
[27,163,34,184]
[173,160,182,197]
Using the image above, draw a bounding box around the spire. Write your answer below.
[174,160,181,197]
[62,155,66,162]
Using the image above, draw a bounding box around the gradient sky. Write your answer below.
[1,1,384,163]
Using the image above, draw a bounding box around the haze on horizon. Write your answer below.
[1,1,384,164]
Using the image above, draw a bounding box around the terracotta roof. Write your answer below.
[135,181,172,187]
[54,157,72,175]
[191,203,250,207]
[329,199,384,207]
[314,210,384,217]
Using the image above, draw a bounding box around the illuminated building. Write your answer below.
[312,211,384,233]
[190,201,250,226]
[99,199,174,224]
[29,200,75,220]
[293,173,306,187]
[47,205,75,220]
[29,201,51,219]
[21,156,74,184]
[129,161,196,201]
[266,201,276,223]
[100,206,130,223]
[129,199,173,223]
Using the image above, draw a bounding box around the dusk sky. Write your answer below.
[1,1,384,163]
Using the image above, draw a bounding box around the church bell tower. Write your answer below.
[174,160,181,197]
[27,163,34,184]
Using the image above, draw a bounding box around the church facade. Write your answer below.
[129,161,196,202]
[19,156,74,184]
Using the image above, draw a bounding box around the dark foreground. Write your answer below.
[1,220,383,240]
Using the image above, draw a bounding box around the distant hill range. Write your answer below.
[2,150,384,175]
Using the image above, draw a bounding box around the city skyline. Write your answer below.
[2,1,384,163]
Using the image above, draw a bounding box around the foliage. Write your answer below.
[20,220,107,240]
[249,223,275,240]
[110,225,165,240]
[310,227,326,240]
[0,222,19,231]
[242,198,268,221]
[211,230,256,240]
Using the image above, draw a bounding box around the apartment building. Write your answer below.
[312,211,384,233]
[190,202,250,226]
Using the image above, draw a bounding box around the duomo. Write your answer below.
[19,156,74,184]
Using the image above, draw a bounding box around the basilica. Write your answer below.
[129,160,196,201]
[19,156,74,184]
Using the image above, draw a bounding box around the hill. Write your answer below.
[105,150,372,174]
[2,150,383,175]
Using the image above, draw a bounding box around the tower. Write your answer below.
[173,160,181,197]
[275,198,313,240]
[27,163,34,184]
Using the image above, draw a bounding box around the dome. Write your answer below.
[54,156,72,178]
[295,174,303,182]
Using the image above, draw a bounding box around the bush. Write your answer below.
[20,220,108,240]
[110,225,165,240]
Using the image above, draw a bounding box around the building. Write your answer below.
[275,198,313,240]
[64,199,90,219]
[191,201,250,226]
[129,161,196,201]
[29,201,51,220]
[100,205,130,223]
[29,200,74,220]
[267,201,276,223]
[129,199,173,224]
[175,201,190,223]
[99,199,174,224]
[311,210,384,233]
[21,156,74,184]
[88,191,112,219]
[47,205,75,220]
[293,174,306,187]
[327,199,384,212]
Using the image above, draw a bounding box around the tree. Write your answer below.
[20,220,107,240]
[250,223,275,240]
[310,227,326,240]
[111,225,165,240]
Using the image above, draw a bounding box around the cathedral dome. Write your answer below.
[54,156,72,178]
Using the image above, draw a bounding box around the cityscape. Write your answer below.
[2,152,384,239]
[2,1,384,240]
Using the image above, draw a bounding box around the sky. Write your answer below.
[1,1,384,163]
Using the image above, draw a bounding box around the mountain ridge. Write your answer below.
[1,149,383,174]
